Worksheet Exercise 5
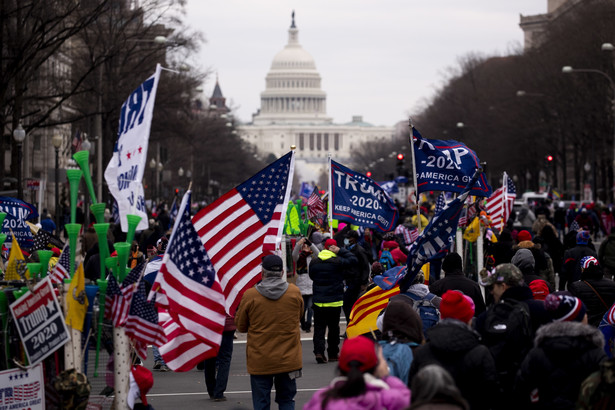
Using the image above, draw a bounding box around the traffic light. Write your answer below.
[366,171,372,178]
[396,153,405,176]
[546,155,553,162]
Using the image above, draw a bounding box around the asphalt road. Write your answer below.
[145,328,346,409]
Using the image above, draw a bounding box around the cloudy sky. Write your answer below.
[184,1,547,127]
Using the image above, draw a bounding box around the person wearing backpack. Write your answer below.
[389,272,441,337]
[475,263,550,410]
[379,240,407,269]
[378,299,425,384]
[408,290,500,410]
[569,256,615,327]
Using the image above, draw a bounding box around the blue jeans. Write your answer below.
[250,372,297,410]
[152,346,165,364]
[204,330,235,398]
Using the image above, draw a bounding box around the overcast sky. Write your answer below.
[184,1,547,127]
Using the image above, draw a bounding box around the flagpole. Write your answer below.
[328,153,333,237]
[408,119,422,231]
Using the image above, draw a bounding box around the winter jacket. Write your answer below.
[568,275,615,327]
[381,240,408,266]
[514,241,556,289]
[309,248,358,304]
[561,245,597,291]
[346,243,371,288]
[292,240,319,295]
[429,269,486,316]
[408,319,500,410]
[514,321,607,409]
[303,373,410,410]
[235,277,303,375]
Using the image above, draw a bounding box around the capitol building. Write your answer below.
[238,14,397,183]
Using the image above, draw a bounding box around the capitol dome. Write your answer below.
[252,12,331,125]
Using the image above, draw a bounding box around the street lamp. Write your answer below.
[52,134,63,228]
[13,123,26,199]
[562,64,615,201]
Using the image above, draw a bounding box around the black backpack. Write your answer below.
[481,298,533,387]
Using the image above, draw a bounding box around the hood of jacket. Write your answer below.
[534,321,605,357]
[318,249,337,261]
[255,276,289,300]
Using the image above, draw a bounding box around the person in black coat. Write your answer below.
[515,294,607,409]
[429,252,486,316]
[569,256,615,326]
[342,230,371,322]
[309,238,358,363]
[408,290,500,410]
[561,231,598,291]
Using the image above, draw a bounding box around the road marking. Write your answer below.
[149,388,321,397]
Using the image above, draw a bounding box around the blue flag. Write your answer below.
[375,170,480,291]
[0,197,38,248]
[378,180,399,195]
[331,160,399,233]
[412,128,492,197]
[299,182,314,200]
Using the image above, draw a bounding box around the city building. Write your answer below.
[519,0,582,50]
[238,13,397,183]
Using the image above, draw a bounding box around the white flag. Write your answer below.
[105,64,161,232]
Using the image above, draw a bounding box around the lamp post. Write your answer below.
[13,123,26,199]
[562,64,615,202]
[52,134,63,228]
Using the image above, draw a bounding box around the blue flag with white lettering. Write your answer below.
[412,128,492,197]
[0,196,38,248]
[331,160,398,233]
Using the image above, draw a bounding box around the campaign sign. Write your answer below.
[0,363,44,410]
[0,196,38,248]
[331,160,398,232]
[412,128,492,197]
[9,278,70,367]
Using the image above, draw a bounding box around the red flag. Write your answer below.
[152,191,226,371]
[192,152,295,315]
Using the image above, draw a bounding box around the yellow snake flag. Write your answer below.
[345,285,400,338]
[65,263,88,331]
[5,235,27,281]
[463,216,481,243]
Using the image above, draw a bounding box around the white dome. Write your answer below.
[271,41,317,70]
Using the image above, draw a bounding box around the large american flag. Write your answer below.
[153,191,227,371]
[125,280,166,360]
[486,172,517,232]
[192,151,295,315]
[50,243,70,284]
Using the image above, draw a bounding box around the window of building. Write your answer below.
[33,135,41,151]
[309,133,314,151]
[316,133,321,150]
[324,133,329,150]
[334,133,340,150]
[299,133,304,150]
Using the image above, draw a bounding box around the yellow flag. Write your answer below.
[5,236,27,281]
[65,263,88,331]
[346,285,400,338]
[463,217,481,243]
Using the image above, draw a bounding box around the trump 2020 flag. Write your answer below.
[330,159,398,233]
[412,128,492,197]
[0,196,38,248]
[105,64,161,233]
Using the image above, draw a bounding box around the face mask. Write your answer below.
[344,238,350,246]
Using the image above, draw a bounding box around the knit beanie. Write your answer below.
[324,238,337,249]
[442,252,463,273]
[576,230,590,245]
[517,230,532,242]
[544,294,587,322]
[440,290,475,323]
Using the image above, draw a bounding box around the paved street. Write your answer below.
[145,324,347,409]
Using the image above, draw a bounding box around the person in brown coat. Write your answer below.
[235,254,304,410]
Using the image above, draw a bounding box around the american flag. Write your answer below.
[307,189,325,220]
[434,192,446,215]
[50,243,70,284]
[192,151,295,315]
[125,280,166,359]
[104,262,144,327]
[394,224,419,246]
[71,130,82,153]
[486,172,517,232]
[153,191,227,371]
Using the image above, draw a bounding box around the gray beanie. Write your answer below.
[511,248,535,272]
[310,231,324,245]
